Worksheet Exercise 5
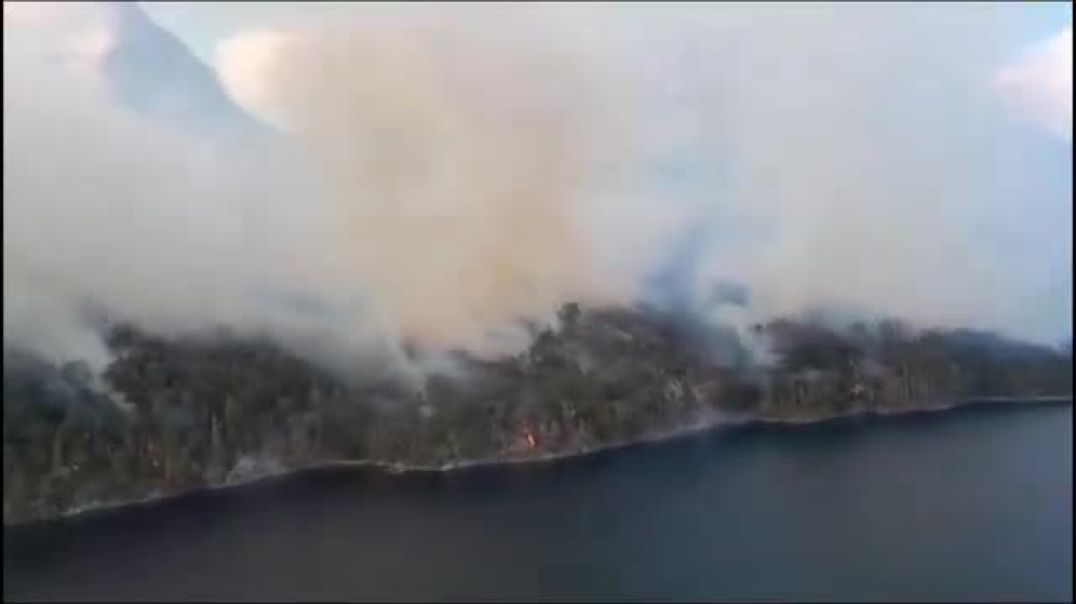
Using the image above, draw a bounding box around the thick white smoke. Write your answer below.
[3,2,642,378]
[595,3,1072,343]
[215,14,638,352]
[4,2,403,376]
[4,2,1071,380]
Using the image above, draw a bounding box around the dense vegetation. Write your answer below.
[4,304,1071,524]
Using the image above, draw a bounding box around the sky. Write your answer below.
[3,1,1073,375]
[142,2,1072,65]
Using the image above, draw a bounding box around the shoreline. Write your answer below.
[748,394,1073,426]
[6,395,1070,528]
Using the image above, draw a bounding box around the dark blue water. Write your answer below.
[4,402,1072,602]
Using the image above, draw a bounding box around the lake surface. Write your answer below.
[4,402,1072,602]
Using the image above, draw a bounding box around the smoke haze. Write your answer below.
[3,2,1072,379]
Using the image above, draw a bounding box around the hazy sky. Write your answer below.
[143,2,1072,67]
[143,1,1073,341]
[4,2,1072,373]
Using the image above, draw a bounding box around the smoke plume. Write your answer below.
[215,14,636,352]
[4,2,1071,380]
[3,2,639,378]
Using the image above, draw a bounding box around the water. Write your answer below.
[4,402,1072,602]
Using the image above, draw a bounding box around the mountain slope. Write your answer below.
[101,2,273,141]
[3,303,1071,524]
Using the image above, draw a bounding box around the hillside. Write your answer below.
[3,304,1071,524]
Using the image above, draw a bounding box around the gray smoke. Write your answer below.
[3,2,1071,381]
